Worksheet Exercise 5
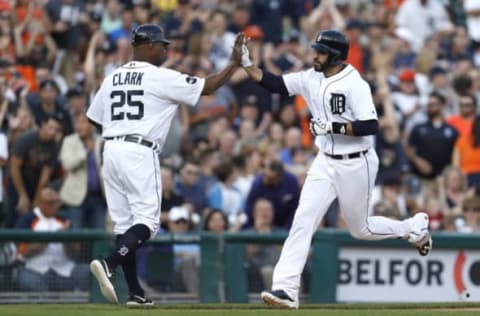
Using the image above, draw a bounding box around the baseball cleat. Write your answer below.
[407,212,429,243]
[90,259,119,304]
[415,234,432,256]
[261,290,298,309]
[126,294,154,308]
[406,212,432,256]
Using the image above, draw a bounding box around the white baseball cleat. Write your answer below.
[261,290,299,309]
[407,212,432,256]
[90,259,119,304]
[415,234,433,256]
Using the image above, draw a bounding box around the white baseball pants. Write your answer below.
[102,140,161,236]
[271,150,411,302]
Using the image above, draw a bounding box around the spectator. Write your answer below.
[196,148,220,192]
[444,27,473,64]
[464,0,480,44]
[159,166,185,230]
[250,0,288,45]
[28,79,73,136]
[279,127,303,165]
[277,105,299,130]
[391,69,421,126]
[15,188,89,291]
[392,28,416,71]
[207,160,245,225]
[188,67,236,141]
[447,93,477,137]
[233,150,262,201]
[374,72,408,185]
[107,6,135,44]
[461,194,480,232]
[405,92,458,180]
[452,115,480,189]
[217,129,237,161]
[427,66,456,116]
[65,86,87,120]
[59,113,105,229]
[267,122,285,150]
[245,198,283,292]
[6,113,60,227]
[395,0,453,52]
[101,0,122,35]
[167,206,199,294]
[345,19,369,73]
[404,175,424,216]
[421,193,445,231]
[228,4,251,34]
[7,105,35,151]
[207,9,236,72]
[245,160,299,229]
[372,181,405,220]
[203,208,228,233]
[44,0,88,85]
[438,166,469,213]
[174,159,208,214]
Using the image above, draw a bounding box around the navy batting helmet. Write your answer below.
[131,24,171,46]
[311,30,349,66]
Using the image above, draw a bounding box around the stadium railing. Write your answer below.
[1,229,479,304]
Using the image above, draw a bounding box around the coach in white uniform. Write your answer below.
[87,24,245,305]
[241,30,433,309]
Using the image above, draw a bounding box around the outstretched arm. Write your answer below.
[242,42,289,95]
[201,33,245,95]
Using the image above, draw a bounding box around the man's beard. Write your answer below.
[313,61,330,72]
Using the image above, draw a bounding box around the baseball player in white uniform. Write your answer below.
[241,30,432,309]
[87,24,245,305]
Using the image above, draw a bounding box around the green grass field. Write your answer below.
[3,304,480,316]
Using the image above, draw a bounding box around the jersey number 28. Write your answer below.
[110,90,144,120]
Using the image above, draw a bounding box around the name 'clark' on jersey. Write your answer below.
[283,64,378,155]
[86,61,205,150]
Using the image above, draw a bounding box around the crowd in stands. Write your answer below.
[0,0,480,294]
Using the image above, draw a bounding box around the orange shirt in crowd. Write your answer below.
[15,5,45,46]
[294,95,312,148]
[384,0,405,10]
[446,115,474,137]
[346,42,363,74]
[15,64,37,92]
[455,135,480,175]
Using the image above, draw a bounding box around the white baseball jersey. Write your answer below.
[86,61,205,236]
[87,61,205,149]
[282,64,377,155]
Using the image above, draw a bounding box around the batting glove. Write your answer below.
[241,44,253,68]
[309,119,332,136]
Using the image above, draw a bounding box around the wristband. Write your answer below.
[332,122,347,135]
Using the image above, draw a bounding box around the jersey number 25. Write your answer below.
[110,90,144,121]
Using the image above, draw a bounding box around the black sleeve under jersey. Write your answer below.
[258,71,289,95]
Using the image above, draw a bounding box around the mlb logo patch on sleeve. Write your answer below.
[185,76,197,84]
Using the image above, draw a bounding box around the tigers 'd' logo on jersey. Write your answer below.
[330,93,346,114]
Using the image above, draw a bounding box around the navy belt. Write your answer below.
[324,150,368,160]
[105,135,160,152]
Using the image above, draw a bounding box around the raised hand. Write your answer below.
[241,37,253,68]
[231,32,245,66]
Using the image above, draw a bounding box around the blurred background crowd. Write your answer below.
[0,0,480,295]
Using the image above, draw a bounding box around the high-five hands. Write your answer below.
[232,32,246,66]
[241,37,253,68]
[309,119,332,136]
